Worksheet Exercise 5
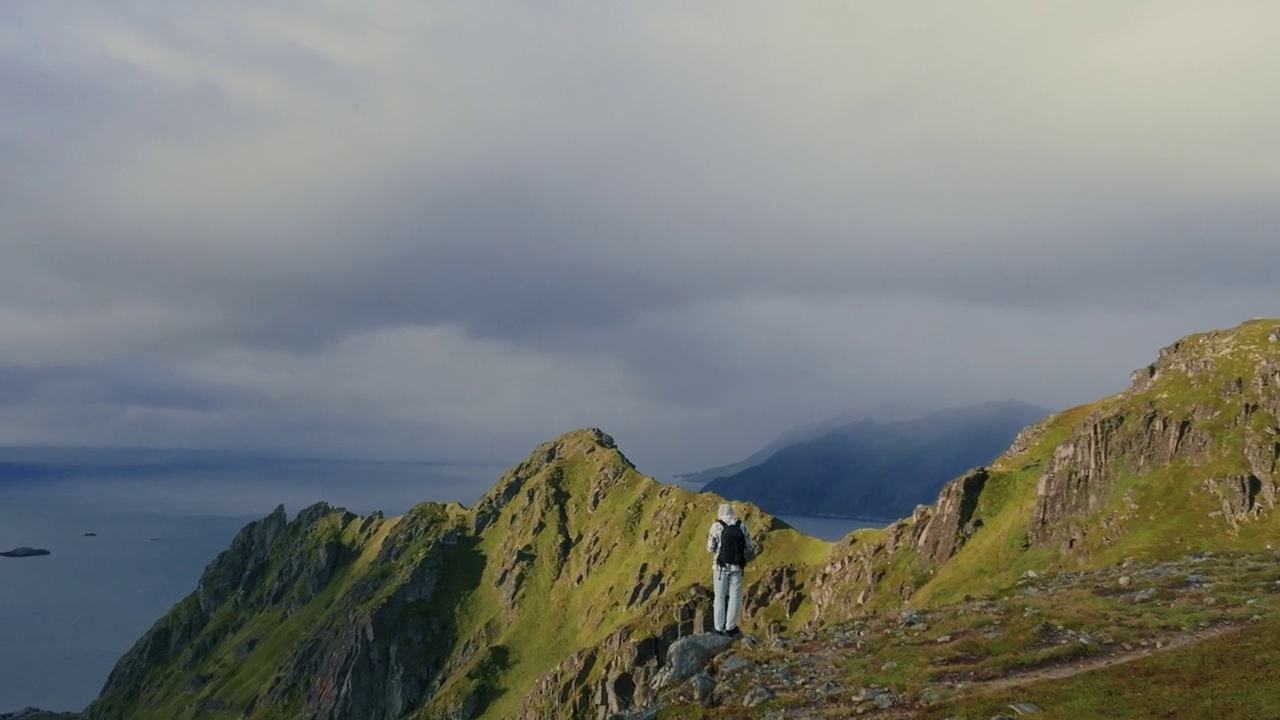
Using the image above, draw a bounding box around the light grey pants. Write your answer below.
[712,565,744,632]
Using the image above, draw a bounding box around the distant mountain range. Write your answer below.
[700,400,1053,520]
[672,401,934,486]
[671,415,860,486]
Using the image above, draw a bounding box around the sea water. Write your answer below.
[0,458,502,713]
[774,514,886,541]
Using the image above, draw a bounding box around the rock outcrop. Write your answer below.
[1030,324,1280,550]
[195,505,289,617]
[805,467,990,616]
[911,468,988,564]
[515,586,715,720]
[1028,413,1127,547]
[652,633,735,690]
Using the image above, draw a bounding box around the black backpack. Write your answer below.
[716,519,749,568]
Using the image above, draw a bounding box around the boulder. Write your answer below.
[719,654,752,675]
[674,673,715,706]
[651,632,734,689]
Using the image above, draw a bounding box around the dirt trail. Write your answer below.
[957,622,1243,695]
[854,625,1252,719]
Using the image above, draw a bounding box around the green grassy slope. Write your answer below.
[86,501,470,720]
[810,319,1280,619]
[83,429,830,720]
[655,319,1280,718]
[85,319,1280,719]
[919,617,1280,720]
[417,431,830,719]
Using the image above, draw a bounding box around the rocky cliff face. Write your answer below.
[1030,324,1280,551]
[84,500,460,720]
[910,468,989,565]
[84,507,295,719]
[808,319,1280,621]
[515,586,714,719]
[293,517,453,720]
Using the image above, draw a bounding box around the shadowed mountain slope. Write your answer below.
[703,400,1052,520]
[672,413,864,485]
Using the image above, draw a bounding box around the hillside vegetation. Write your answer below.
[81,319,1280,719]
[808,318,1280,618]
[82,431,827,720]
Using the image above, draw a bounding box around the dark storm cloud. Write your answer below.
[1,1,1278,474]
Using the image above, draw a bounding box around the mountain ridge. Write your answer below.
[82,429,825,720]
[75,318,1280,719]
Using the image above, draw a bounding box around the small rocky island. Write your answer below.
[0,708,80,719]
[0,547,51,558]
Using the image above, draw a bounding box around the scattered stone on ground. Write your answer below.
[644,550,1279,718]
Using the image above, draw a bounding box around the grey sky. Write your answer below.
[2,1,1278,478]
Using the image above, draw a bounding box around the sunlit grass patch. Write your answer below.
[918,619,1280,720]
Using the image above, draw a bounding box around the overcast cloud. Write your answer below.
[1,1,1278,478]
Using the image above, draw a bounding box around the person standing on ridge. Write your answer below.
[707,502,754,637]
